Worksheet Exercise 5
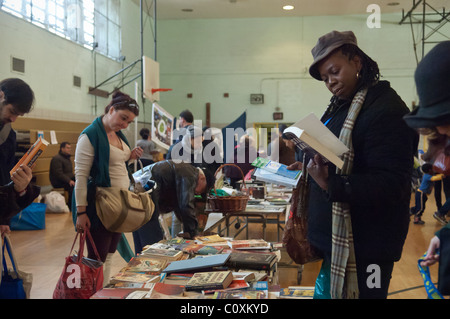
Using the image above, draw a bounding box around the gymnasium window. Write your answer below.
[1,0,122,60]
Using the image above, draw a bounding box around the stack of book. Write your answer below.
[251,157,301,187]
[91,234,282,299]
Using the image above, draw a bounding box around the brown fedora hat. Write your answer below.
[309,30,358,80]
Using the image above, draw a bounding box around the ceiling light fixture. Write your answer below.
[387,2,400,6]
[283,5,295,10]
[181,8,193,12]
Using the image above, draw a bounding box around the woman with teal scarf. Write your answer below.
[73,91,143,286]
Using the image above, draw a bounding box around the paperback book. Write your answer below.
[120,256,168,273]
[251,157,301,179]
[253,168,301,187]
[10,137,49,175]
[283,112,349,169]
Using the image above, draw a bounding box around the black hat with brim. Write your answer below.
[403,41,450,129]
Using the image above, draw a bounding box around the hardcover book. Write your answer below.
[226,252,277,270]
[185,271,233,291]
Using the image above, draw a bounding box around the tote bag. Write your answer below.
[0,236,27,299]
[95,187,154,233]
[53,229,103,299]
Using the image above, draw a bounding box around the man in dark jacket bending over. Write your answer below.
[0,78,40,237]
[132,160,215,253]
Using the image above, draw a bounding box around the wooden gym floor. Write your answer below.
[6,192,444,299]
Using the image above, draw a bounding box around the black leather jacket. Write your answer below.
[149,160,200,236]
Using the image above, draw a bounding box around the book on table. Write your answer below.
[119,255,168,273]
[140,246,184,261]
[185,270,234,291]
[90,288,148,299]
[226,252,277,270]
[202,279,250,294]
[279,286,315,299]
[282,112,349,169]
[227,239,270,250]
[147,282,186,299]
[110,271,160,284]
[251,157,301,179]
[251,157,302,187]
[162,253,231,273]
[181,243,224,255]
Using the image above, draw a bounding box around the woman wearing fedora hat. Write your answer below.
[290,30,418,299]
[404,41,450,272]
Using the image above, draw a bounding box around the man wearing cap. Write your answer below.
[287,31,418,299]
[404,41,450,269]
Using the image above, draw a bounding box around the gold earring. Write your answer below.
[356,71,360,79]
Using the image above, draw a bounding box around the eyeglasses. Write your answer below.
[112,100,139,111]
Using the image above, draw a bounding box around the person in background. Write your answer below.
[136,128,157,167]
[169,109,194,147]
[288,30,418,299]
[202,126,221,176]
[73,91,143,286]
[224,135,258,189]
[0,78,40,239]
[49,141,75,206]
[421,133,450,214]
[166,109,195,236]
[132,160,215,252]
[410,163,444,225]
[403,41,450,268]
[269,124,295,165]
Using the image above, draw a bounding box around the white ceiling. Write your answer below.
[132,0,448,20]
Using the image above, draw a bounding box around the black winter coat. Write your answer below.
[306,81,419,262]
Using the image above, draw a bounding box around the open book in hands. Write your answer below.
[283,113,349,169]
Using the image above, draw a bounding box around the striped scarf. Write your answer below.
[330,87,368,299]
